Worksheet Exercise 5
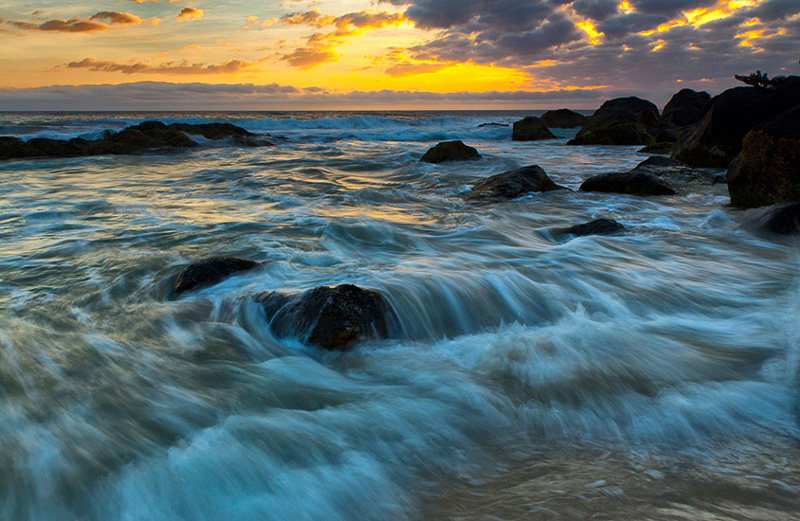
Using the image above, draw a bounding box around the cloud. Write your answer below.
[384,62,449,76]
[280,46,338,68]
[65,58,254,75]
[89,12,143,25]
[6,11,153,33]
[176,7,204,22]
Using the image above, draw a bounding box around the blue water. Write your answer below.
[0,111,798,520]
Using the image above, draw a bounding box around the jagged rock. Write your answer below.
[672,86,800,168]
[465,165,567,201]
[568,97,661,146]
[173,257,260,295]
[256,284,390,350]
[477,122,509,128]
[420,140,482,163]
[580,171,677,196]
[541,109,587,129]
[662,89,711,128]
[742,202,800,235]
[727,104,800,208]
[563,219,625,237]
[512,117,557,141]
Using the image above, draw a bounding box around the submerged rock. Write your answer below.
[173,257,260,295]
[420,140,482,163]
[465,165,567,201]
[672,86,800,168]
[727,104,800,208]
[568,97,661,146]
[742,202,800,235]
[477,122,509,128]
[511,117,556,141]
[563,219,625,237]
[541,109,587,129]
[256,284,390,350]
[580,171,677,196]
[662,89,711,128]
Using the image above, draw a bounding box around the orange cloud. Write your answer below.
[66,57,253,75]
[176,8,204,22]
[280,46,338,69]
[90,12,143,25]
[8,11,152,33]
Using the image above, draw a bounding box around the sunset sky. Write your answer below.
[1,0,798,109]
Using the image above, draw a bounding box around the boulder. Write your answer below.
[727,104,800,208]
[630,155,719,192]
[512,117,557,141]
[580,171,677,196]
[672,86,800,168]
[173,257,260,295]
[742,202,800,235]
[662,89,711,128]
[568,97,661,146]
[465,165,567,201]
[638,142,674,154]
[541,109,587,129]
[420,140,482,163]
[256,284,390,350]
[563,219,626,237]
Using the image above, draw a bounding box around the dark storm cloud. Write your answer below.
[751,0,800,20]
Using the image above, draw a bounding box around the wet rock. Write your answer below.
[672,86,800,168]
[662,89,711,127]
[568,97,661,146]
[477,122,509,128]
[622,155,720,193]
[742,202,800,235]
[256,284,390,350]
[638,142,674,155]
[541,108,587,129]
[420,140,482,163]
[562,218,625,237]
[580,171,677,196]
[465,165,567,201]
[512,117,557,141]
[727,104,800,208]
[173,257,260,295]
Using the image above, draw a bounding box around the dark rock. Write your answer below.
[170,122,252,140]
[512,117,557,141]
[420,140,482,163]
[662,89,711,127]
[727,104,800,208]
[630,155,720,193]
[580,171,677,196]
[743,202,800,235]
[465,165,567,201]
[477,122,509,128]
[541,109,587,129]
[672,86,800,168]
[173,257,260,295]
[638,142,674,154]
[563,219,625,237]
[256,284,390,350]
[568,97,661,146]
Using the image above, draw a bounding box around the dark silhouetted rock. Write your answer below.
[174,257,260,295]
[420,140,482,163]
[580,171,677,196]
[256,284,390,350]
[630,155,719,193]
[477,122,509,128]
[743,202,800,235]
[727,104,800,208]
[662,89,711,128]
[465,165,567,201]
[672,86,800,168]
[563,219,626,237]
[638,142,674,154]
[568,97,661,146]
[541,109,587,129]
[512,117,557,141]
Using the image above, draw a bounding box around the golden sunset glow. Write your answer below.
[576,20,604,45]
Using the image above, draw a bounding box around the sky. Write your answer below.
[0,0,798,110]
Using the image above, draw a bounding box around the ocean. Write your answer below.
[0,111,798,520]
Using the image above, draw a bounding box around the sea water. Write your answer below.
[0,111,798,520]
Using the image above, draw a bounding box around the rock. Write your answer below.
[477,122,509,128]
[742,202,800,235]
[541,109,587,129]
[727,104,800,208]
[568,97,661,146]
[662,89,711,127]
[563,219,625,237]
[420,140,482,163]
[256,284,390,350]
[672,86,800,168]
[580,171,677,196]
[629,155,720,193]
[170,122,252,140]
[638,142,674,154]
[512,117,557,141]
[173,257,260,295]
[465,165,567,201]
